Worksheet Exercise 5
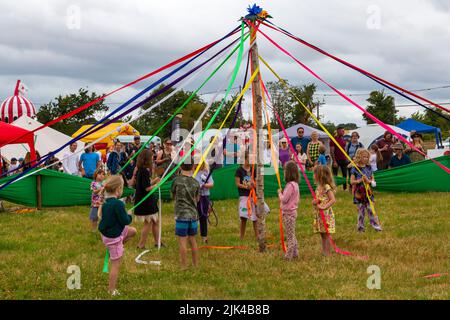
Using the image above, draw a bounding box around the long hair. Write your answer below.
[284,161,299,183]
[136,149,153,169]
[313,165,336,191]
[370,144,383,162]
[354,148,371,167]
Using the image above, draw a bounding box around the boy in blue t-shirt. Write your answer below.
[316,145,327,166]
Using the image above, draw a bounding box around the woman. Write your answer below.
[345,132,364,160]
[405,131,427,162]
[376,131,394,170]
[134,149,161,249]
[307,131,323,170]
[278,137,291,168]
[155,138,173,177]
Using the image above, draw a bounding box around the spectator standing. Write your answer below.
[330,126,349,190]
[376,131,394,170]
[79,145,101,179]
[290,127,311,155]
[62,142,80,176]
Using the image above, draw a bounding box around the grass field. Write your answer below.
[0,190,448,300]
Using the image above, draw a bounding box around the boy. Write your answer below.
[171,160,200,269]
[316,145,328,167]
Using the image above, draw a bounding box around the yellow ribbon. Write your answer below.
[259,55,379,224]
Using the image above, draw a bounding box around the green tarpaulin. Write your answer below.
[0,169,134,207]
[373,155,450,192]
[158,164,346,201]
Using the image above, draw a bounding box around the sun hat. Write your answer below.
[392,142,404,151]
[280,137,288,143]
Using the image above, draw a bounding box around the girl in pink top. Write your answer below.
[278,161,300,260]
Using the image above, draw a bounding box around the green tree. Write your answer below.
[364,90,398,124]
[130,84,207,139]
[36,88,109,135]
[411,107,450,135]
[337,123,358,130]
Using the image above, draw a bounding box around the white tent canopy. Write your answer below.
[275,123,331,152]
[349,124,410,148]
[0,115,84,160]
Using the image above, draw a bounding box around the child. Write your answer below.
[292,143,307,167]
[369,145,383,172]
[316,145,327,167]
[194,161,214,244]
[171,160,200,269]
[90,169,105,232]
[98,175,137,295]
[350,149,382,232]
[235,152,257,240]
[278,161,300,260]
[134,149,161,249]
[312,165,336,256]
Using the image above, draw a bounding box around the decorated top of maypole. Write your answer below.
[243,4,272,21]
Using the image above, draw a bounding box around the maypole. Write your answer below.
[245,5,271,252]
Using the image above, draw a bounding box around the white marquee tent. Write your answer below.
[0,115,84,160]
[349,124,410,148]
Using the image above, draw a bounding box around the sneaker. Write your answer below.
[109,289,120,296]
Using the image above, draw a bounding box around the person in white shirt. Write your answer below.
[62,142,80,176]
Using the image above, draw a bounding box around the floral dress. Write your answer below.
[313,184,335,234]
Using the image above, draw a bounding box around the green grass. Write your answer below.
[0,190,449,300]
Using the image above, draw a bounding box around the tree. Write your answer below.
[37,88,109,135]
[411,107,450,134]
[130,84,207,139]
[364,90,398,124]
[266,81,323,129]
[337,123,358,130]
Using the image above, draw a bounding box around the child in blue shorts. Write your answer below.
[171,160,200,269]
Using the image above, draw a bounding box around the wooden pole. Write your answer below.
[36,174,42,210]
[250,23,266,252]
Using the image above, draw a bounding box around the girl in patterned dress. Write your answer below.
[278,161,300,261]
[307,131,323,170]
[312,165,336,256]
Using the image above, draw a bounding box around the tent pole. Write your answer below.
[36,174,42,210]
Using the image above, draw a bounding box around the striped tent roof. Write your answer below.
[1,80,37,123]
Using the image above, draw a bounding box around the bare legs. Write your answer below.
[178,236,198,269]
[240,217,259,240]
[138,220,160,249]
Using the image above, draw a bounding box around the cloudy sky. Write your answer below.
[1,0,449,126]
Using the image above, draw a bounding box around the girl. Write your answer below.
[235,152,257,240]
[292,143,307,167]
[89,169,105,232]
[98,175,137,295]
[195,161,214,244]
[307,131,323,170]
[405,132,427,162]
[369,145,383,172]
[350,149,382,232]
[312,165,336,256]
[278,161,300,261]
[134,149,161,249]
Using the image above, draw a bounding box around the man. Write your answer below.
[62,142,80,176]
[389,143,411,168]
[330,126,349,190]
[79,144,101,179]
[128,135,142,156]
[290,127,311,154]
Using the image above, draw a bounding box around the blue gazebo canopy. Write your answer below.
[397,118,443,147]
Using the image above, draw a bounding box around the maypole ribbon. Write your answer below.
[0,42,232,186]
[261,20,450,115]
[253,23,450,175]
[259,55,379,225]
[2,26,242,149]
[118,31,251,176]
[1,31,249,190]
[102,249,109,273]
[258,73,366,259]
[260,75,287,253]
[130,21,247,212]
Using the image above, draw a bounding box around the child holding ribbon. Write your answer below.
[312,165,336,256]
[350,149,382,232]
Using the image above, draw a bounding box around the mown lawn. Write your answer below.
[0,190,448,300]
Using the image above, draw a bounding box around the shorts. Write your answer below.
[101,226,129,261]
[175,219,198,237]
[239,196,257,222]
[238,197,270,222]
[134,213,158,223]
[89,207,99,222]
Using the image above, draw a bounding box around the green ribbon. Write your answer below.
[118,25,249,176]
[130,21,246,212]
[102,249,109,273]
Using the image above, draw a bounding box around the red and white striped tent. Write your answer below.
[1,80,37,123]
